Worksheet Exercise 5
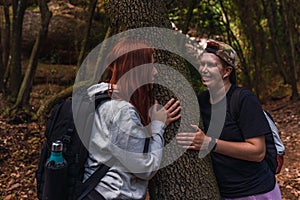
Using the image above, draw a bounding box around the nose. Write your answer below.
[199,64,207,74]
[153,67,158,76]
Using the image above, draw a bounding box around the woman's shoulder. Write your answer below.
[231,87,262,111]
[104,99,141,122]
[100,98,133,109]
[235,87,258,102]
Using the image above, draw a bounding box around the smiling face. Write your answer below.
[199,52,232,89]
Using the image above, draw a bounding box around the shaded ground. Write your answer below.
[0,65,299,199]
[264,96,300,199]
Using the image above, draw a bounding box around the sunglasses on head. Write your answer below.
[205,41,220,54]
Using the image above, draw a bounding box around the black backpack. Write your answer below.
[36,90,111,200]
[230,87,281,174]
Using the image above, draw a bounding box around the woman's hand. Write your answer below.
[176,124,211,150]
[151,98,181,127]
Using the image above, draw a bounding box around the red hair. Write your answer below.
[102,38,154,126]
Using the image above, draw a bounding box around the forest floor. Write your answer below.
[0,64,299,200]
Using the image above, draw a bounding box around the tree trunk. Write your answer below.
[13,0,52,109]
[219,0,252,88]
[182,0,198,35]
[2,0,11,94]
[280,0,299,100]
[76,0,98,67]
[262,0,299,100]
[0,26,3,91]
[261,0,288,83]
[6,0,27,101]
[105,0,220,199]
[2,0,10,70]
[234,0,268,98]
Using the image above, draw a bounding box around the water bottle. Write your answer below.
[42,140,68,200]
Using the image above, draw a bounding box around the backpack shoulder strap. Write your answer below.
[77,164,110,200]
[94,92,111,109]
[77,91,112,199]
[45,100,66,140]
[264,110,275,122]
[230,87,244,121]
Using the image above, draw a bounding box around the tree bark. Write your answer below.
[105,0,220,199]
[13,0,52,109]
[2,0,11,94]
[0,25,3,92]
[76,0,98,67]
[6,0,27,100]
[2,0,10,71]
[279,0,299,99]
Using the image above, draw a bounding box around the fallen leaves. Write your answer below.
[265,97,300,200]
[0,119,44,200]
[0,88,299,199]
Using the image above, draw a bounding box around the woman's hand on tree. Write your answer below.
[151,98,181,127]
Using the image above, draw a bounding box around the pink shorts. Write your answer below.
[222,182,282,200]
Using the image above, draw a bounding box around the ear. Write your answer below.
[223,66,233,79]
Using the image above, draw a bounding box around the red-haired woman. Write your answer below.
[83,38,181,200]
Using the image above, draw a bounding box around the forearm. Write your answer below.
[213,136,266,162]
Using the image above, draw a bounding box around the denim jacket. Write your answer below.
[83,83,165,200]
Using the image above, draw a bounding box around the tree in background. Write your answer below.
[168,0,299,100]
[12,0,52,112]
[34,0,108,120]
[0,25,3,92]
[1,0,299,118]
[265,0,297,99]
[1,0,11,93]
[76,0,98,67]
[5,0,28,101]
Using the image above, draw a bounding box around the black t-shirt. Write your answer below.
[198,84,275,198]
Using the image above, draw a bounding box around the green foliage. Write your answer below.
[271,84,292,100]
[168,0,299,99]
[47,51,60,64]
[187,63,206,95]
[26,4,39,10]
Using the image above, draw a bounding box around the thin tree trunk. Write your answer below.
[219,0,252,88]
[13,0,52,109]
[280,0,299,99]
[234,0,268,97]
[6,0,27,101]
[105,0,220,199]
[182,0,199,35]
[0,25,3,92]
[2,0,11,94]
[77,0,98,67]
[3,0,10,69]
[261,0,289,83]
[35,24,111,121]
